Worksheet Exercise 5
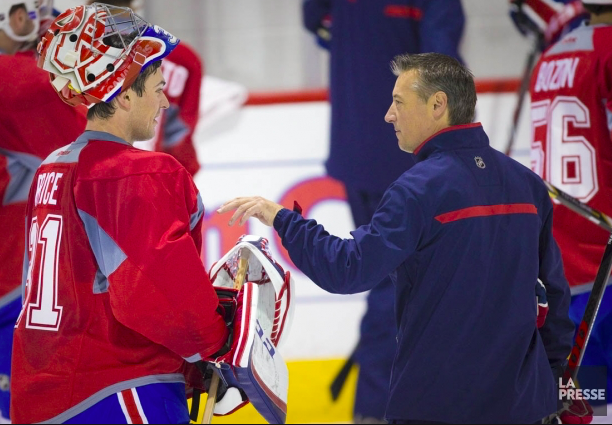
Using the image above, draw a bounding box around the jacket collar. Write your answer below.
[75,130,131,146]
[413,123,487,162]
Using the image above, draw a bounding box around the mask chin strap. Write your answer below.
[120,51,146,94]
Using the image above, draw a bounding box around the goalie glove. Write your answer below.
[206,235,295,423]
[206,286,245,364]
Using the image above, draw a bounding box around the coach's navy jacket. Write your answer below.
[273,123,574,423]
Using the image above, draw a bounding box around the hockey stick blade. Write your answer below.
[545,181,612,233]
[565,233,612,382]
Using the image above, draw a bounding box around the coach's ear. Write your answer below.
[429,91,448,122]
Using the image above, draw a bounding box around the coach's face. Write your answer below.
[385,70,448,153]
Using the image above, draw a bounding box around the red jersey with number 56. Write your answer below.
[11,131,227,424]
[529,24,612,290]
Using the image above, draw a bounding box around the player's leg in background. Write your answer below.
[63,382,191,424]
[354,278,396,423]
[0,291,22,424]
[568,287,612,424]
[345,186,396,423]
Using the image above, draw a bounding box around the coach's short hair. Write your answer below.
[390,53,477,126]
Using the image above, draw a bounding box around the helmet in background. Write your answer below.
[0,0,40,43]
[37,2,178,107]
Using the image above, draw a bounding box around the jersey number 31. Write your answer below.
[16,215,64,331]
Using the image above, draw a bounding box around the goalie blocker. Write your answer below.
[204,235,295,424]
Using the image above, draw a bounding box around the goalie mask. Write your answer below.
[36,2,178,107]
[0,0,40,43]
[210,235,296,424]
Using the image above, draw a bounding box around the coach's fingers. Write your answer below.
[217,197,283,227]
[229,199,259,226]
[238,203,261,226]
[217,197,249,214]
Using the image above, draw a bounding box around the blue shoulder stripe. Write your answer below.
[190,193,204,231]
[78,209,127,293]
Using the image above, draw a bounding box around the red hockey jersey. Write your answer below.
[529,24,612,290]
[0,51,86,299]
[11,131,227,423]
[151,43,203,176]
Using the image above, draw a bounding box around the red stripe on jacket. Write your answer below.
[384,5,423,20]
[435,204,538,224]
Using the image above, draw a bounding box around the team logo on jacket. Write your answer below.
[474,156,486,169]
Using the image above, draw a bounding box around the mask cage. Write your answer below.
[89,2,148,60]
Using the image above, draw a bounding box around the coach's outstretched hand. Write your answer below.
[218,196,284,227]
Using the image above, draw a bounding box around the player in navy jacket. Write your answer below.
[302,2,465,419]
[303,0,464,193]
[219,53,574,423]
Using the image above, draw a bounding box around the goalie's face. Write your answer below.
[127,67,169,142]
[385,70,447,153]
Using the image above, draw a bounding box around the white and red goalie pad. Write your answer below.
[209,235,295,423]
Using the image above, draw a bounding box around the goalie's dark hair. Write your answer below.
[87,60,162,121]
[390,52,477,126]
